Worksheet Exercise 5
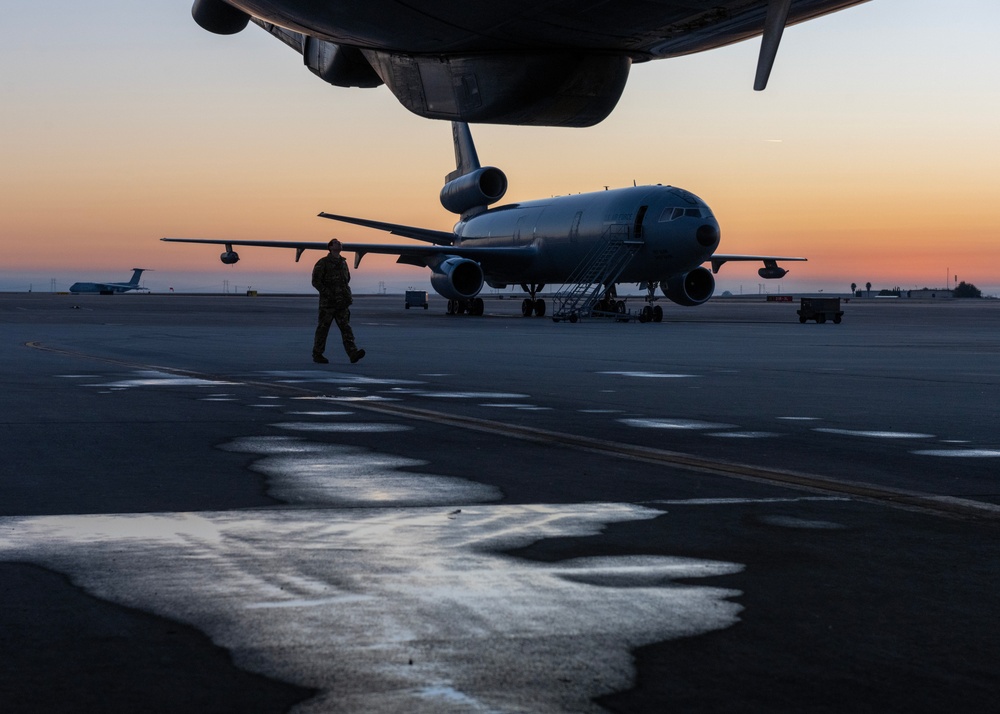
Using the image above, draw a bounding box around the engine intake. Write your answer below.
[661,267,715,306]
[429,258,484,300]
[440,167,508,216]
[191,0,250,35]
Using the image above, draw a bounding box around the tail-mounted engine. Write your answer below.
[429,257,484,300]
[661,267,715,306]
[440,167,507,217]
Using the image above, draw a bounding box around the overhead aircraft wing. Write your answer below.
[160,238,536,272]
[709,254,807,278]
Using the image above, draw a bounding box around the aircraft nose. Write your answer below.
[696,223,719,248]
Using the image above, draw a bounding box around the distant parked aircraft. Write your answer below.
[69,269,150,294]
[163,122,803,322]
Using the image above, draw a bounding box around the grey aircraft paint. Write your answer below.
[163,122,803,314]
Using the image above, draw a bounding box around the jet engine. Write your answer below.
[191,0,250,35]
[758,265,788,279]
[661,267,715,306]
[220,250,240,265]
[429,257,484,300]
[440,167,508,216]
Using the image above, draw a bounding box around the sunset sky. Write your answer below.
[2,1,998,296]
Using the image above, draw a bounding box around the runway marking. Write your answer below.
[25,341,1000,520]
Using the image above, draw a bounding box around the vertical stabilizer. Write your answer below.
[128,268,147,285]
[446,122,482,183]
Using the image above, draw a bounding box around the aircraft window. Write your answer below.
[657,207,675,222]
[685,208,701,217]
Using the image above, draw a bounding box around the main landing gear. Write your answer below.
[520,283,546,317]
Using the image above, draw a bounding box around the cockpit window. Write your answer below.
[659,206,704,222]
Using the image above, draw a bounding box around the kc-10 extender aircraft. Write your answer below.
[163,122,803,321]
[189,0,870,127]
[69,268,150,295]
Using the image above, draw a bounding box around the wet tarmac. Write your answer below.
[2,292,999,712]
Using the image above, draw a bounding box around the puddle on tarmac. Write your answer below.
[759,515,847,530]
[274,422,412,434]
[87,370,236,389]
[221,435,500,506]
[814,428,934,439]
[912,449,1000,458]
[600,371,697,379]
[620,418,736,430]
[0,503,742,714]
[706,431,779,439]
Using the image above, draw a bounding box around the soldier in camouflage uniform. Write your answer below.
[312,239,365,364]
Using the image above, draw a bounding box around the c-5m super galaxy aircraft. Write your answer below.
[69,269,150,295]
[189,0,870,127]
[163,123,803,321]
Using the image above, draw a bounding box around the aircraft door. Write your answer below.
[634,205,648,240]
[570,211,583,244]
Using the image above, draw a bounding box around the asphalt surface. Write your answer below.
[1,292,998,713]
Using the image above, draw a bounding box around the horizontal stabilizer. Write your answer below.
[317,213,455,245]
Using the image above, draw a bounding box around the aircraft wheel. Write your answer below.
[472,297,485,316]
[640,305,652,323]
[652,305,663,323]
[534,299,546,317]
[521,298,533,317]
[446,299,456,315]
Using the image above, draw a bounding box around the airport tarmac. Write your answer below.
[1,292,998,713]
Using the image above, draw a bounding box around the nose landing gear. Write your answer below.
[520,283,546,317]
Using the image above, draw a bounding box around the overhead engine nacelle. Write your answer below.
[429,258,484,300]
[661,267,715,307]
[440,167,508,216]
[220,250,240,265]
[191,0,250,34]
[758,265,788,279]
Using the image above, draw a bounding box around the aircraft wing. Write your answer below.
[709,254,807,278]
[196,1,870,127]
[160,238,536,272]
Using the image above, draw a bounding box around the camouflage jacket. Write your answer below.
[312,254,352,309]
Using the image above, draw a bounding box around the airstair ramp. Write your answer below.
[551,225,643,323]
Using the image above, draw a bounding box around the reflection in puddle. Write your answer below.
[417,391,529,399]
[706,432,779,439]
[0,504,742,714]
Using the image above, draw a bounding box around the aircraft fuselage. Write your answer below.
[455,185,719,286]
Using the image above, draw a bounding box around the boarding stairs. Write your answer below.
[551,224,644,322]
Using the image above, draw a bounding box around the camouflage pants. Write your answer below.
[313,306,357,357]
